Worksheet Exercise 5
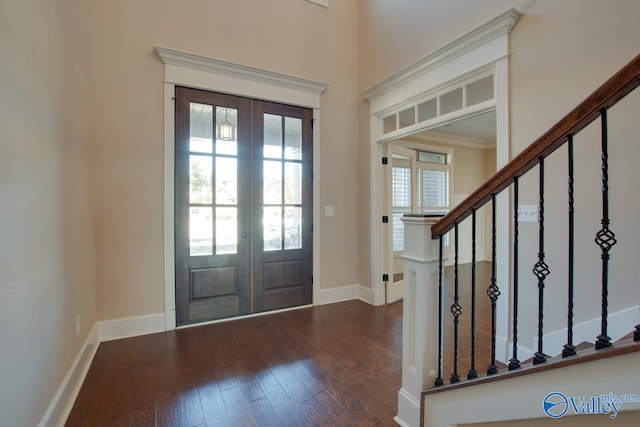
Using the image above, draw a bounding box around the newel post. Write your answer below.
[395,215,442,427]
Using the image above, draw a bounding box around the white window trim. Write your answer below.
[155,46,327,330]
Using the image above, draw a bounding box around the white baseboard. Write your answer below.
[316,283,374,305]
[38,325,99,427]
[387,280,403,304]
[98,312,166,342]
[395,387,420,427]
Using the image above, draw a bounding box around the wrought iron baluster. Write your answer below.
[563,135,577,358]
[635,325,640,342]
[594,108,616,350]
[450,223,461,384]
[468,209,478,380]
[435,236,444,387]
[487,195,501,375]
[509,177,521,370]
[533,158,549,365]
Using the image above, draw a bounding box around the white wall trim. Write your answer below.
[366,10,520,306]
[155,47,328,328]
[98,313,166,342]
[37,325,99,427]
[315,283,373,305]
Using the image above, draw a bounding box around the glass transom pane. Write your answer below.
[398,107,415,129]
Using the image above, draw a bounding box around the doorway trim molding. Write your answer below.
[362,8,519,362]
[155,46,327,330]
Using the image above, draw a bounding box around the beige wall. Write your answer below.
[0,0,96,425]
[92,0,360,320]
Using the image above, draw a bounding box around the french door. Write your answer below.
[175,87,313,326]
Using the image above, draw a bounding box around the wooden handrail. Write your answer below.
[431,54,640,239]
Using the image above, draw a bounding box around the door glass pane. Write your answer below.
[190,207,213,256]
[264,207,282,251]
[216,207,237,254]
[284,117,302,160]
[216,157,237,205]
[264,160,282,204]
[284,162,302,204]
[264,114,282,158]
[215,107,237,155]
[284,207,302,250]
[190,103,213,153]
[190,155,213,204]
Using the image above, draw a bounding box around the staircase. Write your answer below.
[396,54,640,427]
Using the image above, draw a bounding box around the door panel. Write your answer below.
[175,88,312,326]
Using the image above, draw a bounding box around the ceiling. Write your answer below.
[414,110,497,145]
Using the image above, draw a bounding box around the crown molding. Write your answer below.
[362,8,520,101]
[154,46,328,96]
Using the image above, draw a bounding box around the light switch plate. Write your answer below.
[518,205,538,223]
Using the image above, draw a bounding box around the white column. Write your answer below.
[395,215,441,427]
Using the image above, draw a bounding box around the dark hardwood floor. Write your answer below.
[66,263,496,426]
[66,300,403,427]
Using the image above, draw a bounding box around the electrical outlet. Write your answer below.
[324,206,334,217]
[76,315,81,337]
[518,205,538,223]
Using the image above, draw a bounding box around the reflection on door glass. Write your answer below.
[264,114,283,158]
[215,106,238,155]
[190,155,213,204]
[190,103,213,153]
[190,207,213,256]
[263,160,283,204]
[284,117,302,160]
[284,207,302,250]
[216,207,237,254]
[264,207,282,251]
[215,157,237,205]
[284,162,302,204]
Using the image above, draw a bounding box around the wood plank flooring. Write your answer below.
[66,300,403,427]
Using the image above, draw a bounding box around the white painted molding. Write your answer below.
[306,0,328,7]
[37,325,99,427]
[315,283,373,305]
[395,388,421,427]
[412,129,495,149]
[154,46,328,97]
[362,8,520,102]
[98,313,166,342]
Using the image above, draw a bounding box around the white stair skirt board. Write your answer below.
[387,280,403,304]
[37,325,99,427]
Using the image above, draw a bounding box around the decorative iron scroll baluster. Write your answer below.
[468,209,478,380]
[486,195,500,375]
[435,236,444,387]
[509,177,521,370]
[533,158,549,365]
[635,325,640,342]
[563,135,577,358]
[594,108,616,350]
[450,223,461,384]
